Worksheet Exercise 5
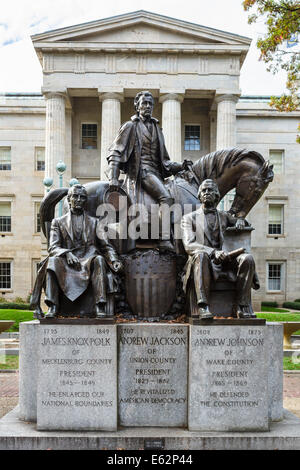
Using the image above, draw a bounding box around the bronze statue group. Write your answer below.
[31,91,274,321]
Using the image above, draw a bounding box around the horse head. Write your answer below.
[230,156,274,218]
[187,148,274,220]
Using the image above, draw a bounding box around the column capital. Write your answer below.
[159,92,184,104]
[41,87,68,100]
[98,87,124,102]
[98,92,124,103]
[215,93,240,105]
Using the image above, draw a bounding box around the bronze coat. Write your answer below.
[107,114,180,204]
[180,208,258,292]
[47,211,119,302]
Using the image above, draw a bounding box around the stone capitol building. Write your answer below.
[0,10,299,307]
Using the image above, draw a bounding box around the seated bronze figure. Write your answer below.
[31,184,122,319]
[181,179,260,320]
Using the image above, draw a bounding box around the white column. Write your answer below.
[160,93,183,162]
[64,108,73,183]
[209,110,217,153]
[215,94,239,149]
[44,92,66,188]
[99,92,123,180]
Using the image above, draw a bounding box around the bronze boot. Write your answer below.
[198,303,214,320]
[95,302,106,318]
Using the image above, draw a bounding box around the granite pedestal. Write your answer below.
[17,320,283,434]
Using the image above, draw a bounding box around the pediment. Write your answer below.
[65,22,221,45]
[32,10,251,47]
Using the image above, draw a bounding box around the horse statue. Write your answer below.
[40,147,274,242]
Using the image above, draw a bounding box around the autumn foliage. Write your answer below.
[243,0,300,141]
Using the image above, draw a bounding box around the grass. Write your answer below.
[283,357,300,371]
[256,312,300,322]
[260,306,291,313]
[256,312,300,335]
[0,355,19,370]
[0,310,34,332]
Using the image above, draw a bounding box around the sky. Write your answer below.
[0,0,290,95]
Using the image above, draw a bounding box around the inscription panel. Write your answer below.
[118,324,188,427]
[37,324,117,431]
[189,325,269,431]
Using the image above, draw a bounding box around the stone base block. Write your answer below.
[118,324,188,427]
[37,323,117,431]
[19,320,40,422]
[0,407,300,450]
[189,323,269,431]
[267,322,283,421]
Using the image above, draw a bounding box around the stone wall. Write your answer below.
[237,104,300,305]
[0,95,45,300]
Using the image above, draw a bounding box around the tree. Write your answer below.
[243,0,300,140]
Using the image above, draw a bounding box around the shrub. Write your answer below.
[14,297,26,304]
[294,299,300,303]
[261,301,278,308]
[282,302,300,311]
[0,303,31,310]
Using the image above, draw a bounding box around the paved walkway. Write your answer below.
[0,370,299,420]
[0,371,19,419]
[283,373,300,419]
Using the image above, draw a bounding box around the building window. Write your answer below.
[0,147,11,170]
[269,150,283,175]
[0,203,11,232]
[35,202,41,233]
[267,263,283,291]
[35,147,45,171]
[184,125,200,151]
[0,262,11,289]
[268,204,283,235]
[81,123,97,149]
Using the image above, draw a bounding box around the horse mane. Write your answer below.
[192,147,266,181]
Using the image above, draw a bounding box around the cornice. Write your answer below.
[34,43,249,54]
[236,110,300,117]
[34,43,249,68]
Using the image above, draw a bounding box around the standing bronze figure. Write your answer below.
[107,90,190,251]
[181,179,260,320]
